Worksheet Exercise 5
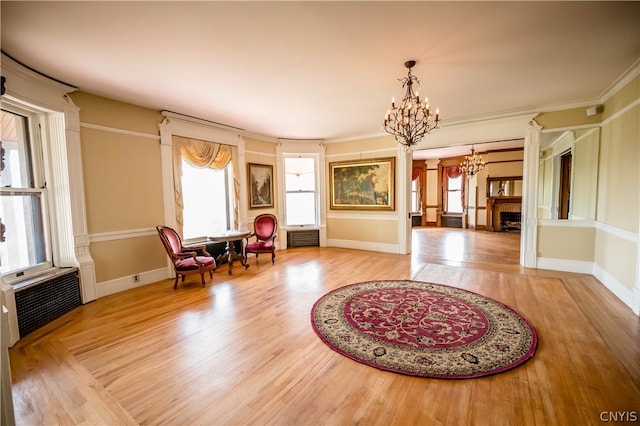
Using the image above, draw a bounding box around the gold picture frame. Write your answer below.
[329,157,395,210]
[248,163,274,208]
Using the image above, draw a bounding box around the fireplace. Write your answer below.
[486,196,522,232]
[500,211,521,232]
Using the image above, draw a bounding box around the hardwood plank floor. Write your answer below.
[8,227,640,425]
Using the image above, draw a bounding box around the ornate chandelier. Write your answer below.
[383,60,440,150]
[459,146,486,176]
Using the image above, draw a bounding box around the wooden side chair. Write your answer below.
[156,225,216,289]
[244,214,277,265]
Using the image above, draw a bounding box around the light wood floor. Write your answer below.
[8,227,640,425]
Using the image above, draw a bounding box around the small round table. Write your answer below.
[209,230,250,275]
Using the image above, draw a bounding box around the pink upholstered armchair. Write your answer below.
[244,214,277,264]
[156,225,216,289]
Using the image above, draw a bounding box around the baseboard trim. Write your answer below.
[327,239,401,254]
[536,257,594,274]
[593,264,638,315]
[96,267,170,298]
[537,257,637,315]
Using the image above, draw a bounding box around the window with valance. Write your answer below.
[411,167,422,213]
[172,135,240,239]
[442,166,464,214]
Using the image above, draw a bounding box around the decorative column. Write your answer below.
[59,97,97,303]
[397,145,412,254]
[521,120,542,268]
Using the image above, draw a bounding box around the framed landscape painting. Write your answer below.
[329,157,395,210]
[248,163,274,208]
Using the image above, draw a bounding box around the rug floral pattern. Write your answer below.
[311,280,537,379]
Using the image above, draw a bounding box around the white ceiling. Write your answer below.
[2,1,639,158]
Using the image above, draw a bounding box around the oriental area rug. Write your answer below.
[311,280,538,379]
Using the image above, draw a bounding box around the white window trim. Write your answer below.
[276,142,327,248]
[283,154,319,227]
[158,111,247,276]
[158,111,247,228]
[1,53,97,345]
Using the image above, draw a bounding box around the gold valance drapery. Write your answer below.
[174,136,232,170]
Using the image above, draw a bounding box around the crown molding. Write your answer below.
[599,57,640,102]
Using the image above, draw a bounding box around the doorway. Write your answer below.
[558,151,572,219]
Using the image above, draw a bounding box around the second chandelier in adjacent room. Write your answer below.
[459,146,486,177]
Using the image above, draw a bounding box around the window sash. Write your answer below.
[411,179,420,213]
[0,107,52,278]
[285,192,316,226]
[445,175,463,213]
[283,156,318,227]
[180,160,231,240]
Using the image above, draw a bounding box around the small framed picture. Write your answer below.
[248,163,274,208]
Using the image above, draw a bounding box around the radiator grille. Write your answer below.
[287,229,320,248]
[441,215,463,228]
[14,268,81,337]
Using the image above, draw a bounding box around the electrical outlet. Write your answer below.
[133,274,140,283]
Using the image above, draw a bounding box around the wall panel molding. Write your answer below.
[326,213,399,221]
[89,227,157,243]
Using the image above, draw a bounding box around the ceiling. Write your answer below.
[2,1,639,158]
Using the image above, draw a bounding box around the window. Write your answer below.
[445,175,463,213]
[284,156,317,226]
[180,160,231,240]
[0,107,51,277]
[411,178,420,213]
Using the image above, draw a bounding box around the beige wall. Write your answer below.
[70,92,167,283]
[71,91,162,134]
[593,76,639,292]
[595,229,637,288]
[244,136,278,219]
[572,128,600,220]
[535,106,602,129]
[486,150,524,175]
[537,226,595,261]
[80,127,164,231]
[537,74,639,297]
[597,102,639,233]
[324,136,400,246]
[325,135,393,156]
[326,218,398,245]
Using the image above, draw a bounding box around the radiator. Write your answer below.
[287,229,320,248]
[14,267,81,337]
[441,215,463,228]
